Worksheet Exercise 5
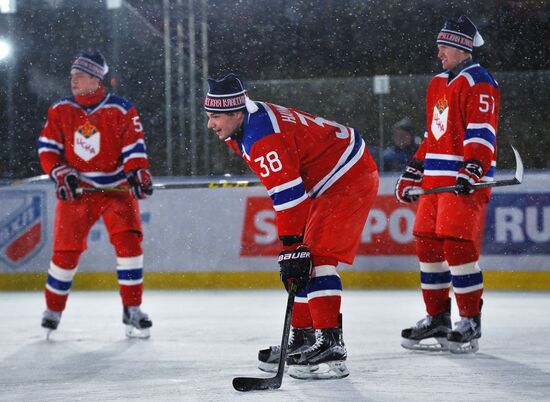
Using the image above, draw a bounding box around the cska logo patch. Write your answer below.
[74,120,100,161]
[431,95,449,140]
[0,190,46,268]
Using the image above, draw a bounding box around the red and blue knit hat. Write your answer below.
[437,15,484,53]
[204,73,258,113]
[71,50,109,80]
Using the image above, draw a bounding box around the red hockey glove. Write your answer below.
[395,159,424,204]
[455,159,483,195]
[126,168,153,200]
[50,164,80,201]
[279,245,312,295]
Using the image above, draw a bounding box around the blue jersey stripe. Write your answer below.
[271,182,306,207]
[452,272,483,289]
[241,102,279,156]
[47,274,73,292]
[81,170,127,186]
[463,66,498,88]
[117,268,143,281]
[104,95,133,112]
[121,142,146,161]
[311,130,364,199]
[424,158,462,172]
[421,271,451,285]
[37,140,62,153]
[307,275,343,293]
[464,127,495,147]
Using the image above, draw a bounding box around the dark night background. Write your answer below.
[0,0,548,178]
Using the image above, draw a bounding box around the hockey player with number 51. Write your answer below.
[37,50,154,339]
[396,16,500,353]
[205,74,378,379]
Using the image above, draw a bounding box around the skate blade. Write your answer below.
[125,325,151,339]
[258,361,288,373]
[401,337,450,352]
[288,361,349,380]
[44,328,55,341]
[449,338,479,354]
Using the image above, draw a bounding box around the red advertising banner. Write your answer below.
[241,195,418,256]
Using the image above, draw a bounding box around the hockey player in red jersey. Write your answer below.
[396,16,500,353]
[37,50,154,339]
[204,74,378,379]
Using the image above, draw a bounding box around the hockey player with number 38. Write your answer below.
[396,16,500,353]
[205,74,378,379]
[37,50,154,339]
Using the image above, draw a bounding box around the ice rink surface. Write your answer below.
[1,289,549,402]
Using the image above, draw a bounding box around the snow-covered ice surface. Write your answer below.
[1,289,549,401]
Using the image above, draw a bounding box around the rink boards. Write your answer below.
[1,171,549,290]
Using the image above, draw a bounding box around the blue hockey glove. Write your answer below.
[395,159,424,204]
[126,168,153,199]
[279,245,312,295]
[50,164,80,201]
[455,159,483,195]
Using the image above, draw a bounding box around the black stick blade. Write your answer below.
[232,293,295,392]
[232,376,282,392]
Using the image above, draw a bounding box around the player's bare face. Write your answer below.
[206,112,244,140]
[437,45,470,70]
[70,69,100,97]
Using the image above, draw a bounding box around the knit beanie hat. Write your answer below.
[437,15,484,52]
[71,50,109,80]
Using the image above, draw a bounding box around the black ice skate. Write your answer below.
[257,327,315,373]
[287,327,349,380]
[401,300,452,352]
[41,309,62,340]
[123,306,152,339]
[447,313,481,354]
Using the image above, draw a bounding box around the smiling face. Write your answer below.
[437,44,471,70]
[206,111,244,140]
[70,68,101,97]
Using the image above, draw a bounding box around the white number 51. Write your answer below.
[479,94,495,113]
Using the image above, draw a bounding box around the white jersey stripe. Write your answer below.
[267,177,303,196]
[272,192,309,211]
[308,289,342,300]
[421,282,452,290]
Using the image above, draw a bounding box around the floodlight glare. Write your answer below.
[0,40,12,60]
[106,0,122,10]
[0,0,17,14]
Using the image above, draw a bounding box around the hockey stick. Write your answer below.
[232,292,295,392]
[406,145,523,197]
[0,174,50,188]
[76,178,263,194]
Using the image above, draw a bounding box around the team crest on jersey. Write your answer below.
[74,120,100,161]
[431,95,449,140]
[0,190,46,268]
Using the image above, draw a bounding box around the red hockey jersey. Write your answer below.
[226,101,377,237]
[38,94,149,187]
[414,62,500,189]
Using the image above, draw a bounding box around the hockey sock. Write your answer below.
[307,264,342,329]
[445,238,483,317]
[420,262,451,316]
[292,288,313,328]
[416,236,450,316]
[45,251,81,312]
[116,255,144,307]
[113,231,144,307]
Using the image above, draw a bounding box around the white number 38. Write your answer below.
[255,151,283,177]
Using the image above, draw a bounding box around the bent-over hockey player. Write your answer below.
[37,50,154,339]
[395,16,500,353]
[204,74,379,379]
